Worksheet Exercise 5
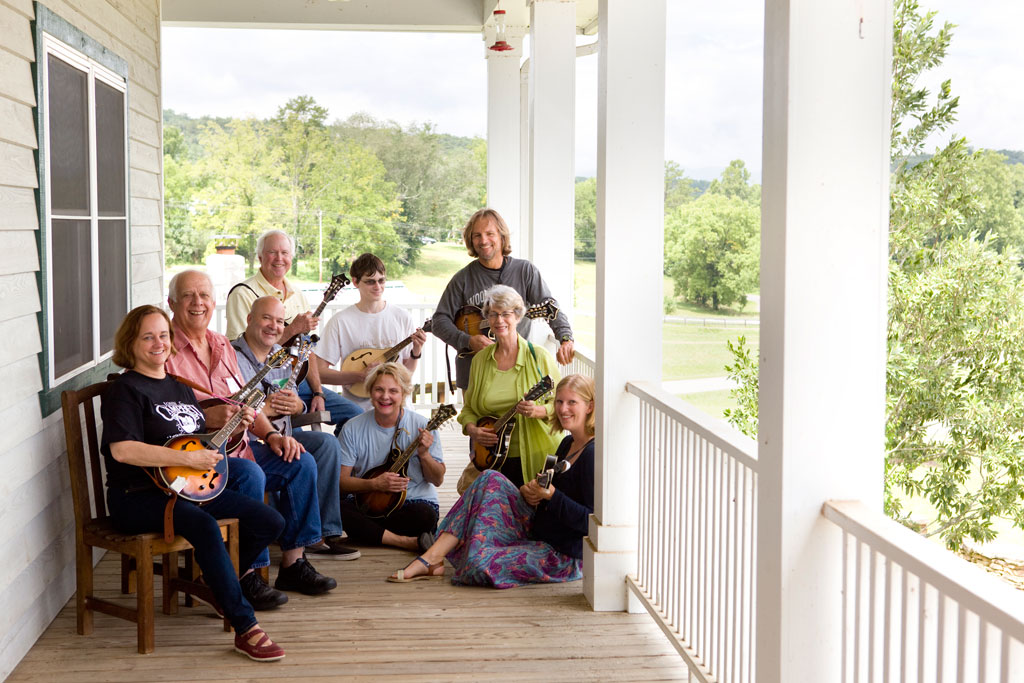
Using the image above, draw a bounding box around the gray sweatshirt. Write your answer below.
[432,256,573,389]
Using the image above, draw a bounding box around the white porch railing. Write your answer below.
[625,380,760,683]
[823,500,1024,683]
[213,302,455,408]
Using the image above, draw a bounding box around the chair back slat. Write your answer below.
[62,381,112,524]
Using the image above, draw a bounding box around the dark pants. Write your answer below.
[107,471,284,635]
[498,456,525,488]
[340,497,438,546]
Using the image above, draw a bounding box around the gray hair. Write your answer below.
[167,269,213,303]
[256,229,296,257]
[481,284,525,319]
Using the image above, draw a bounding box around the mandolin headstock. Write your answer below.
[427,403,457,431]
[524,375,554,403]
[323,272,351,302]
[526,298,559,322]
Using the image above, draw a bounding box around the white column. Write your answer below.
[527,0,575,319]
[586,0,665,612]
[484,27,525,251]
[757,0,891,679]
[519,62,530,258]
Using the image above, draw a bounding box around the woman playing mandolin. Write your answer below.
[101,305,287,661]
[458,285,562,490]
[338,363,447,552]
[388,374,595,587]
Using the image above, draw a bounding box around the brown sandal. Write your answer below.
[388,555,444,583]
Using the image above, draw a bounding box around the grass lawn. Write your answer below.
[678,389,737,422]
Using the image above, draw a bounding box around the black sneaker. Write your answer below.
[274,557,337,595]
[240,571,289,610]
[306,536,362,560]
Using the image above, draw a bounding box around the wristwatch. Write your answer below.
[312,391,325,398]
[263,429,281,440]
[559,334,573,343]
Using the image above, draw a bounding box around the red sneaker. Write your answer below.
[234,627,285,662]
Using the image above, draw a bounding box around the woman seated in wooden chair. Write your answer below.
[101,305,286,661]
[389,374,595,588]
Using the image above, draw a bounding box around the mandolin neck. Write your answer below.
[209,392,262,450]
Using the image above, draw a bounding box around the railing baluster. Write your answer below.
[623,381,760,683]
[883,557,893,683]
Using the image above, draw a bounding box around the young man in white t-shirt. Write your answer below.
[315,253,427,411]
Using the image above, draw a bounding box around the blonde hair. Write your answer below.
[462,208,512,258]
[548,374,596,436]
[365,362,413,398]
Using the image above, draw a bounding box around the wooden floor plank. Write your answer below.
[10,427,688,682]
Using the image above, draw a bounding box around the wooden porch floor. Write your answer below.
[10,430,687,681]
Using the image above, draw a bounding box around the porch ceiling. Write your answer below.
[161,0,600,34]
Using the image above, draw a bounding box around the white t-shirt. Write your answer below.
[318,302,417,409]
[338,409,444,505]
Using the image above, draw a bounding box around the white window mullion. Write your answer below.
[88,68,101,362]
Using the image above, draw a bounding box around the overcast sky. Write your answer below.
[162,1,1022,182]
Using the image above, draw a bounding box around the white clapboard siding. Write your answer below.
[0,0,163,679]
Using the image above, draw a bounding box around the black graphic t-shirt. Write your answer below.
[101,371,206,491]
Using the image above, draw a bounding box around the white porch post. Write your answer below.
[483,26,525,249]
[526,0,575,318]
[585,0,665,612]
[757,0,891,679]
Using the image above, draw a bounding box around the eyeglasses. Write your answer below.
[486,310,517,321]
[360,277,386,286]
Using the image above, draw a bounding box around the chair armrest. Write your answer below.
[291,411,331,429]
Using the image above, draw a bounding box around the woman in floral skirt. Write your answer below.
[388,374,595,588]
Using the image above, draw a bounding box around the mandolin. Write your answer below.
[159,390,265,503]
[454,298,559,358]
[198,347,291,454]
[280,272,350,351]
[341,319,433,399]
[470,375,555,472]
[355,404,457,518]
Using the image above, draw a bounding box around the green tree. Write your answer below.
[727,0,1024,550]
[189,117,289,270]
[335,114,486,249]
[664,189,760,311]
[706,160,760,204]
[964,150,1024,255]
[574,177,597,259]
[665,160,696,211]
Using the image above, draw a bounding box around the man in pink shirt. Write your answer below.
[165,270,337,606]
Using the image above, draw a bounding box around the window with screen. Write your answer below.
[36,15,130,414]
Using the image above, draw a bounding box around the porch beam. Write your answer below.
[586,0,666,612]
[483,26,525,250]
[526,0,576,320]
[757,0,892,679]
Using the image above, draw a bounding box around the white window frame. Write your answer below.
[40,32,130,388]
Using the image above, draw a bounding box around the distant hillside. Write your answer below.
[996,149,1024,165]
[900,148,1024,170]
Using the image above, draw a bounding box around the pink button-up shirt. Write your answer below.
[166,319,255,460]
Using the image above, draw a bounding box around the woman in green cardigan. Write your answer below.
[458,285,562,490]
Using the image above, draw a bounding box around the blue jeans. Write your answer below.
[107,461,284,634]
[250,441,322,557]
[291,428,344,538]
[297,379,362,435]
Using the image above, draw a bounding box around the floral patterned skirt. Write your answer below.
[438,470,583,589]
